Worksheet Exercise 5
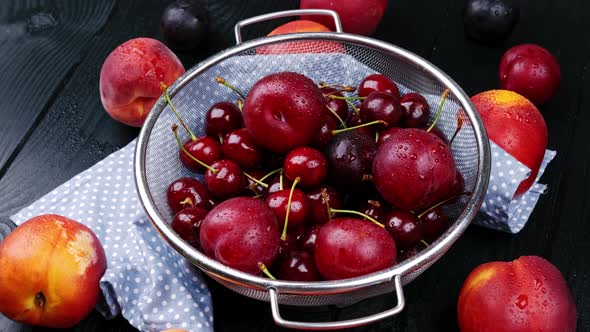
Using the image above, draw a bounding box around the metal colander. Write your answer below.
[134,9,491,330]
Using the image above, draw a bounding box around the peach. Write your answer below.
[458,256,577,332]
[0,214,107,328]
[257,20,345,54]
[99,38,185,127]
[300,0,388,36]
[471,90,547,197]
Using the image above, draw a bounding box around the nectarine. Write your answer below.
[300,0,388,36]
[99,38,185,127]
[458,256,576,332]
[0,214,107,328]
[471,90,547,197]
[257,20,345,54]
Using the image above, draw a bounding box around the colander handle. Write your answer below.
[234,9,343,44]
[268,274,405,330]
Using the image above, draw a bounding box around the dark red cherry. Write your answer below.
[171,206,209,246]
[222,128,264,169]
[326,130,377,189]
[180,137,222,173]
[320,87,349,122]
[284,147,328,188]
[358,74,400,98]
[357,199,386,223]
[278,233,298,258]
[377,127,403,145]
[312,116,338,148]
[298,224,321,253]
[306,186,344,225]
[267,174,293,195]
[167,177,211,213]
[205,101,243,138]
[384,210,422,249]
[278,251,321,282]
[359,91,404,128]
[345,112,374,138]
[205,159,247,199]
[419,207,449,242]
[400,93,430,128]
[265,189,310,231]
[399,245,425,261]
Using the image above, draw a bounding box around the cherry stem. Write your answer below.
[417,191,471,219]
[279,170,284,191]
[346,100,360,115]
[420,239,430,247]
[218,134,224,145]
[215,76,246,99]
[375,130,379,143]
[362,174,373,181]
[326,105,347,128]
[281,177,301,241]
[449,112,464,146]
[427,89,450,133]
[258,262,276,280]
[172,125,218,174]
[319,81,356,92]
[258,168,283,184]
[244,172,269,189]
[180,197,194,207]
[161,83,197,141]
[321,188,333,222]
[332,120,387,135]
[329,95,366,101]
[330,208,385,228]
[237,98,244,112]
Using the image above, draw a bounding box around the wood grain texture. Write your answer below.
[1,0,589,331]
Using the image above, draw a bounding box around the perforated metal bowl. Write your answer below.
[135,9,491,330]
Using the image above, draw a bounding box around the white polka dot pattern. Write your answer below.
[474,141,556,233]
[10,141,213,332]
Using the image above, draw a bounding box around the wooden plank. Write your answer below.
[0,0,116,174]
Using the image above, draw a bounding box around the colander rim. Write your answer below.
[134,31,491,295]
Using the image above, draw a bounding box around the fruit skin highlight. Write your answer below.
[99,38,185,127]
[471,90,547,196]
[458,256,577,332]
[0,214,107,328]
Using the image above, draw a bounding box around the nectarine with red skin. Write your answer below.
[99,38,185,127]
[458,256,576,332]
[257,20,345,54]
[300,0,388,36]
[500,44,561,105]
[0,214,107,328]
[471,90,547,196]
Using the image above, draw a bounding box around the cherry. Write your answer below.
[205,101,243,138]
[277,251,321,282]
[357,199,386,223]
[204,159,247,199]
[306,186,344,225]
[242,72,326,153]
[284,147,328,188]
[298,224,321,253]
[167,177,211,213]
[358,74,400,98]
[265,188,309,234]
[377,127,403,145]
[312,116,338,147]
[320,87,349,124]
[171,206,209,246]
[400,93,430,128]
[326,130,377,189]
[200,197,280,275]
[383,210,422,249]
[419,207,449,242]
[345,112,374,138]
[359,91,404,128]
[315,218,397,280]
[222,128,264,169]
[277,233,298,258]
[180,137,222,173]
[267,173,293,195]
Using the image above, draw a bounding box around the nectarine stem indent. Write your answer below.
[34,292,45,308]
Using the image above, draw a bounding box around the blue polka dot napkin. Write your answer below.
[10,140,213,332]
[474,142,556,233]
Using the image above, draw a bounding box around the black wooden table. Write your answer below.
[1,0,589,331]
